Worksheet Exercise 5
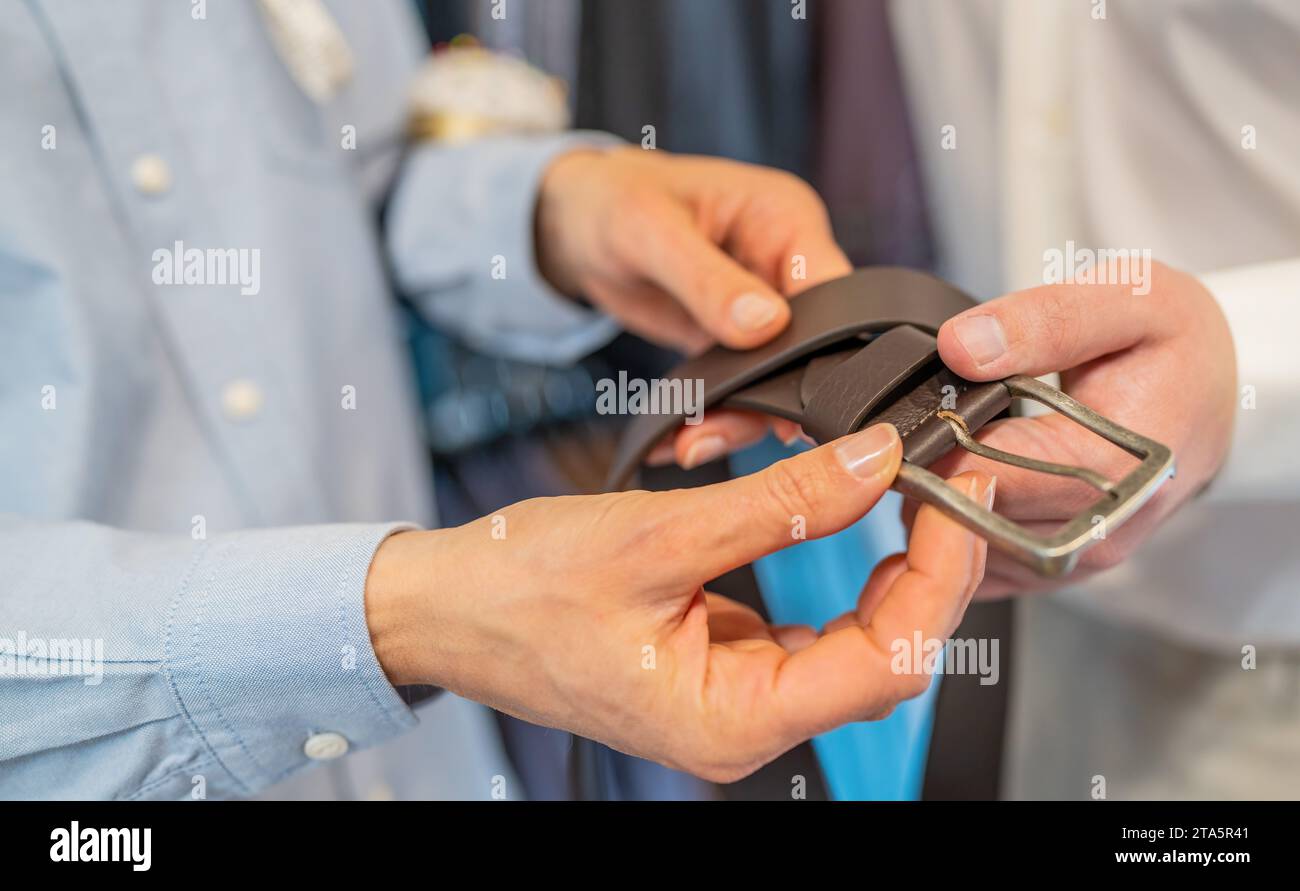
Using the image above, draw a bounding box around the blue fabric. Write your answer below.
[730,439,940,801]
[0,0,614,800]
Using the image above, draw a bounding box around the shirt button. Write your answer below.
[130,154,172,195]
[304,732,349,761]
[220,379,263,421]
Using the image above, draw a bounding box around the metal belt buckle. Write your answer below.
[605,268,1177,578]
[893,375,1175,577]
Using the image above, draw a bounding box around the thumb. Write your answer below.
[655,423,902,587]
[936,280,1171,381]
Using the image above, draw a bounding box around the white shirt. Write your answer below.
[891,0,1300,649]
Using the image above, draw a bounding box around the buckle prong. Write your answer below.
[935,409,1115,494]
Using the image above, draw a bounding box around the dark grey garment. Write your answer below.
[576,0,815,176]
[817,0,933,267]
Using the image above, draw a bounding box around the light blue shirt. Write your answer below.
[0,0,614,799]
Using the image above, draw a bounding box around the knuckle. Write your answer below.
[867,704,897,722]
[736,163,814,205]
[769,171,834,228]
[623,182,660,214]
[616,187,666,242]
[694,262,739,306]
[760,460,825,524]
[690,759,752,785]
[1036,290,1085,361]
[673,721,765,784]
[769,169,821,205]
[682,747,759,785]
[616,491,685,559]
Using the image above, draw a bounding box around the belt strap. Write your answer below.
[606,268,1175,577]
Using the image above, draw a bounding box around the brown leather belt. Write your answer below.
[605,268,1174,577]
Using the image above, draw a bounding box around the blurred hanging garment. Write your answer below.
[815,0,933,267]
[575,0,816,176]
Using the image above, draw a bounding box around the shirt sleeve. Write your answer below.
[385,132,623,365]
[1198,257,1300,503]
[0,517,418,800]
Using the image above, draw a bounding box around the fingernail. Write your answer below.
[834,423,899,480]
[646,440,677,466]
[682,435,728,470]
[952,314,1008,366]
[982,476,998,509]
[781,425,815,448]
[730,293,782,332]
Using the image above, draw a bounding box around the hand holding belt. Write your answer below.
[606,268,1175,577]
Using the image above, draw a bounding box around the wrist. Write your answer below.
[535,148,606,297]
[364,529,446,688]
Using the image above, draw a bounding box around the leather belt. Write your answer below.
[605,268,1175,577]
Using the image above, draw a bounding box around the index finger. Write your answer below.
[621,191,791,350]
